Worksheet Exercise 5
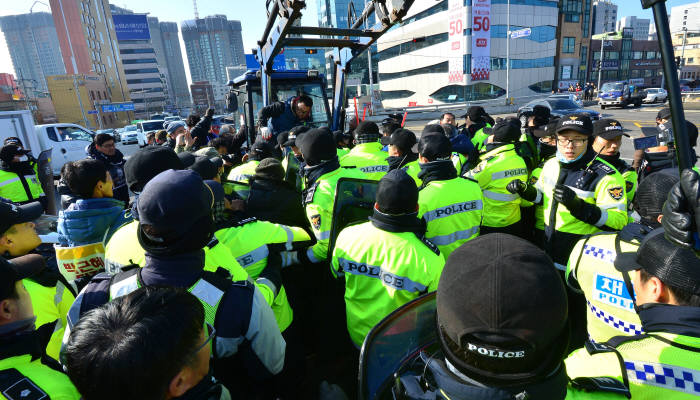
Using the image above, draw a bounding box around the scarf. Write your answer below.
[368,206,425,236]
[386,152,418,171]
[418,160,457,187]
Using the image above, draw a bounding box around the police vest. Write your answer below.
[621,169,638,206]
[418,177,483,259]
[339,142,389,180]
[567,232,643,343]
[204,219,312,332]
[535,157,628,266]
[464,144,528,228]
[108,268,232,356]
[303,166,366,263]
[331,221,444,346]
[527,163,546,231]
[566,332,700,399]
[471,125,491,152]
[0,357,80,400]
[402,160,422,186]
[23,278,75,361]
[225,160,259,199]
[0,167,45,204]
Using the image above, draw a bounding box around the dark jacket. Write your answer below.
[86,143,128,205]
[245,177,309,230]
[259,97,311,137]
[190,114,213,150]
[67,250,286,389]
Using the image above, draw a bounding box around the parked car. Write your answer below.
[549,93,583,107]
[643,88,668,104]
[517,97,600,127]
[136,119,166,147]
[164,116,181,123]
[120,125,140,145]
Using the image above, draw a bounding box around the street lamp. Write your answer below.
[596,32,614,95]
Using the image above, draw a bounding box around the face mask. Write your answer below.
[17,155,28,162]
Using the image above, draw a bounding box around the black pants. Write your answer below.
[480,220,525,240]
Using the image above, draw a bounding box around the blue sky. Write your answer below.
[0,0,697,85]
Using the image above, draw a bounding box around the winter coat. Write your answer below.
[57,198,131,247]
[86,143,129,205]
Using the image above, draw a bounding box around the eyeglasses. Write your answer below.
[556,137,588,147]
[189,322,216,358]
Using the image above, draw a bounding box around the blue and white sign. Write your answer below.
[112,14,150,41]
[510,28,531,39]
[245,54,286,71]
[593,273,635,312]
[87,110,98,114]
[101,103,135,113]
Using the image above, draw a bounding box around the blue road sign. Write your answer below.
[101,103,135,113]
[87,110,98,114]
[510,28,531,39]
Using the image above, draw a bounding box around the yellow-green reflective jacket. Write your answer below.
[339,142,389,180]
[225,160,259,199]
[0,166,45,204]
[23,278,75,361]
[464,144,528,228]
[418,177,483,259]
[331,221,444,346]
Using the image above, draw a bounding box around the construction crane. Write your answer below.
[193,0,199,20]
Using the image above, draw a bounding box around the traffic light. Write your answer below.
[675,56,681,67]
[304,49,317,54]
[596,60,601,69]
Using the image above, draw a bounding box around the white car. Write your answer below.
[643,88,668,103]
[136,120,166,147]
[120,125,139,145]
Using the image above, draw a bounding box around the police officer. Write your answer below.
[508,113,628,269]
[294,128,365,264]
[566,172,679,345]
[0,144,46,209]
[591,119,637,206]
[340,121,389,180]
[66,169,286,394]
[278,125,310,192]
[0,254,80,400]
[225,140,275,199]
[416,134,483,259]
[461,105,494,152]
[524,118,559,246]
[383,128,420,184]
[423,124,468,174]
[465,117,528,237]
[663,168,700,253]
[0,200,75,361]
[392,234,628,399]
[566,229,700,399]
[331,169,444,347]
[519,104,550,172]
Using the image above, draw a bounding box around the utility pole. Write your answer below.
[73,75,89,128]
[597,32,607,95]
[365,0,375,113]
[506,0,510,105]
[678,27,688,80]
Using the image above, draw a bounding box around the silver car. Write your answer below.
[643,88,668,104]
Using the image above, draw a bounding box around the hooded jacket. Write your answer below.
[86,143,129,205]
[57,198,131,247]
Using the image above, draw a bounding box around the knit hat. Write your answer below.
[418,133,452,161]
[166,120,186,134]
[437,234,569,385]
[124,146,184,193]
[633,170,680,227]
[248,140,275,161]
[375,169,418,214]
[188,157,220,181]
[354,121,381,142]
[490,117,522,143]
[254,158,285,181]
[177,152,197,168]
[297,127,337,166]
[462,106,487,122]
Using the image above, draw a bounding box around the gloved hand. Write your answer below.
[507,179,538,202]
[663,169,700,250]
[260,126,272,141]
[258,246,282,297]
[554,184,583,214]
[206,107,215,118]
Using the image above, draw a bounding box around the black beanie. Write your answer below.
[375,169,418,214]
[354,121,380,143]
[297,127,337,166]
[125,146,184,192]
[254,158,285,181]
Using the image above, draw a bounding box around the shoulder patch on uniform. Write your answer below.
[529,175,538,185]
[310,214,322,231]
[419,236,441,256]
[625,180,633,192]
[235,217,257,226]
[592,160,616,175]
[303,181,319,205]
[607,187,625,201]
[0,369,48,400]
